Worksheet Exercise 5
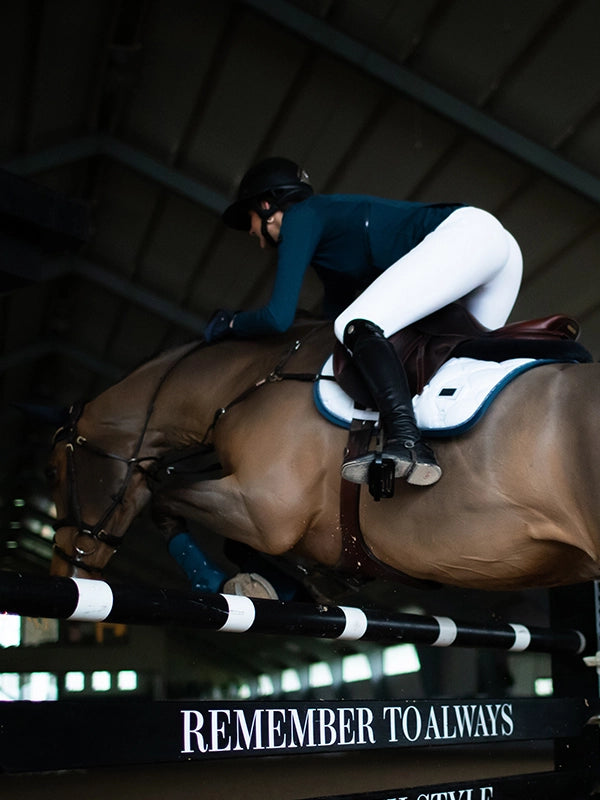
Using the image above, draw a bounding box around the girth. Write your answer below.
[337,418,441,590]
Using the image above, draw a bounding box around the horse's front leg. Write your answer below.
[154,473,304,555]
[149,481,238,594]
[151,474,306,597]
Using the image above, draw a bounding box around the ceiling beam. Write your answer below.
[71,256,207,335]
[2,136,100,175]
[0,255,206,373]
[0,338,121,379]
[2,135,229,214]
[242,0,600,206]
[3,4,600,206]
[2,251,206,335]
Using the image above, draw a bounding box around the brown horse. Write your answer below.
[47,316,600,594]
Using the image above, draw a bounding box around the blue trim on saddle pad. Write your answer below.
[313,358,564,438]
[314,394,348,429]
[421,358,558,438]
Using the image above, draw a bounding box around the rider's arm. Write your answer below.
[231,204,323,337]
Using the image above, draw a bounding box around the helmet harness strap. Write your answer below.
[258,204,280,248]
[255,186,307,247]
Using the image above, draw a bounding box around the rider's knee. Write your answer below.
[342,318,384,351]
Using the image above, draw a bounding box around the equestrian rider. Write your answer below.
[206,157,523,490]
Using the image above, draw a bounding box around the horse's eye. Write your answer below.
[45,465,58,487]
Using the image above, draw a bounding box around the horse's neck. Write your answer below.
[81,344,202,446]
[84,323,334,452]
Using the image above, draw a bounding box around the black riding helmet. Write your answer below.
[222,157,313,235]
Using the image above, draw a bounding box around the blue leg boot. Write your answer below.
[168,532,228,593]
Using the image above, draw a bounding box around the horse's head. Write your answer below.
[46,402,153,578]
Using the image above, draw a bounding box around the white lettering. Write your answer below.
[318,708,337,746]
[416,790,475,800]
[484,704,501,736]
[474,706,489,737]
[500,703,513,736]
[233,708,263,751]
[453,705,477,737]
[338,707,355,745]
[425,706,442,740]
[383,706,402,742]
[442,705,457,739]
[289,707,315,748]
[181,710,208,754]
[402,705,422,742]
[210,709,232,752]
[181,702,510,758]
[356,706,376,744]
[480,788,493,799]
[267,708,286,749]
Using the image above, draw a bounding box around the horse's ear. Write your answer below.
[11,402,70,426]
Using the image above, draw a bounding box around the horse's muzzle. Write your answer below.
[50,527,106,578]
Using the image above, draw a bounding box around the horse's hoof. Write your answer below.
[222,572,279,600]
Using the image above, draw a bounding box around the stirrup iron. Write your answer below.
[368,453,395,501]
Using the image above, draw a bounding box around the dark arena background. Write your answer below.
[2,2,600,798]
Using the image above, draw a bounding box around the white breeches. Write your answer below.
[334,206,523,342]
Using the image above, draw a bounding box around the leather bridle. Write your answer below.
[51,341,207,574]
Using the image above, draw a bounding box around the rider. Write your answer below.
[205,157,523,490]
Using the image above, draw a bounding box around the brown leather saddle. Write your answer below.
[334,302,590,405]
[335,303,592,591]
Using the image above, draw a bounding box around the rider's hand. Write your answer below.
[204,309,234,343]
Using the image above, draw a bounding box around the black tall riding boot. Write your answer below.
[341,319,442,488]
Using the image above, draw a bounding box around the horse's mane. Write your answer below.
[120,339,195,377]
[127,311,331,379]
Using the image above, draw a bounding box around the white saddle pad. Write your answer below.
[314,355,547,436]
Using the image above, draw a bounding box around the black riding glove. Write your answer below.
[204,309,234,343]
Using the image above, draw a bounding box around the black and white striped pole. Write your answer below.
[0,571,588,655]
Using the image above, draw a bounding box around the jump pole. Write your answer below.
[1,572,599,797]
[0,571,588,655]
